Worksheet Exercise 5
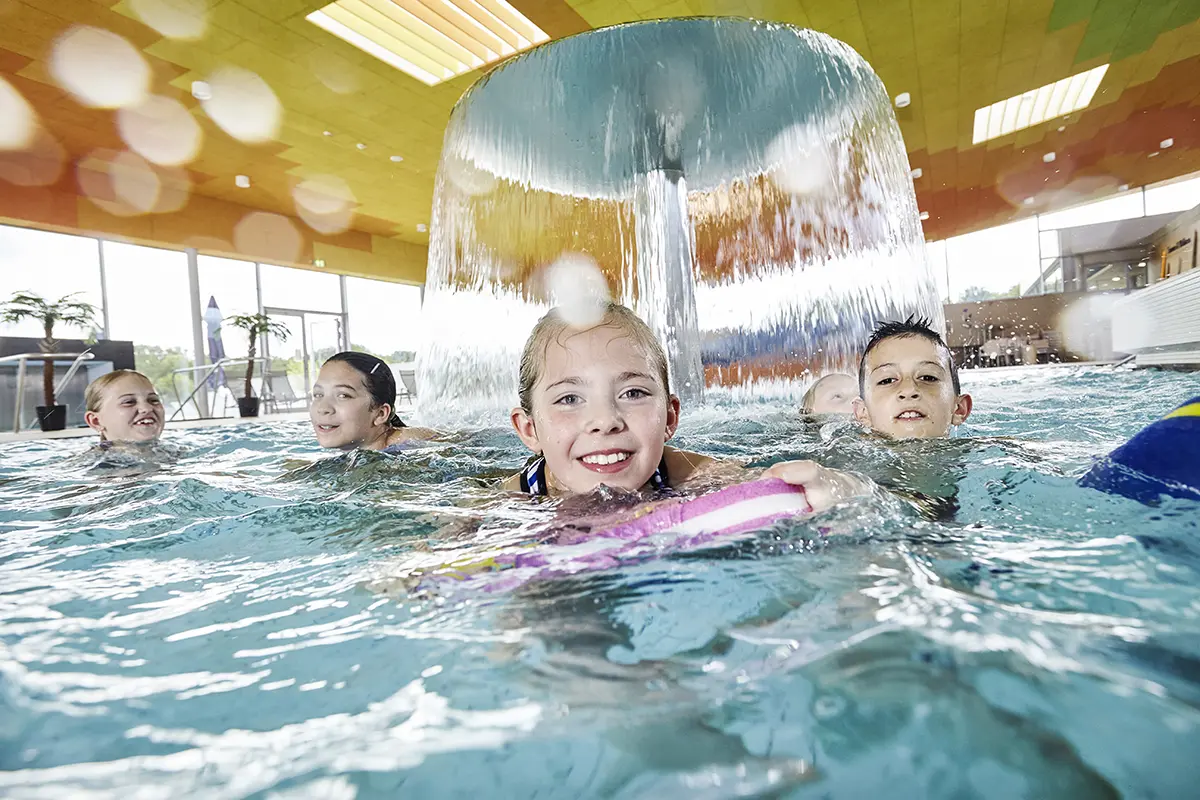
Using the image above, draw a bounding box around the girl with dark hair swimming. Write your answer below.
[310,352,440,453]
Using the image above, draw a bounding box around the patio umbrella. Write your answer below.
[204,296,226,391]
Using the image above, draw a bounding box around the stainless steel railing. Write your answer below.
[1,351,96,433]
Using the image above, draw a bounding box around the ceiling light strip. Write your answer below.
[476,0,548,45]
[334,0,463,74]
[360,0,483,68]
[392,0,490,63]
[971,64,1109,144]
[425,0,512,58]
[458,0,522,49]
[308,10,441,85]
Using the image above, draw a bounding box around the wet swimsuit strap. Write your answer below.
[519,454,670,496]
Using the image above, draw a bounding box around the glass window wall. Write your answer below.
[0,226,103,340]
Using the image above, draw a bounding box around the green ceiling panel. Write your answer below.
[1047,0,1100,32]
[1111,0,1179,60]
[1075,0,1139,61]
[1166,0,1200,29]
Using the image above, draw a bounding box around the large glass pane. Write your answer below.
[1037,191,1144,231]
[197,255,258,416]
[102,241,194,409]
[344,277,422,362]
[1144,173,1200,216]
[0,225,103,340]
[259,264,341,314]
[943,218,1040,302]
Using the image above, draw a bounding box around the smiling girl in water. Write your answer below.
[505,302,870,512]
[310,352,439,453]
[84,370,165,443]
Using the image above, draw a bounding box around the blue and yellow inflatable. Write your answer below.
[1079,396,1200,504]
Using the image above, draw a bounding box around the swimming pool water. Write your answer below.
[1,365,1197,798]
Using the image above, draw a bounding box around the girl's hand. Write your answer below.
[762,460,872,513]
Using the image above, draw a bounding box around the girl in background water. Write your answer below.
[84,369,165,443]
[310,352,440,453]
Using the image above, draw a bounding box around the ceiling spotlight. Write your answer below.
[894,92,911,109]
[235,174,250,188]
[1118,183,1130,191]
[390,155,404,162]
[1149,151,1160,158]
[191,80,212,100]
[1023,197,1035,205]
[1042,152,1056,163]
[323,130,333,136]
[1161,138,1174,148]
[910,167,923,179]
[356,142,366,150]
[416,223,427,232]
[1057,125,1066,132]
[919,211,929,220]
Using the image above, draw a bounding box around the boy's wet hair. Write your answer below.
[324,351,406,428]
[85,369,154,413]
[518,302,670,414]
[858,315,960,395]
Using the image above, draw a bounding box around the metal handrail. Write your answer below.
[2,351,96,433]
[168,357,271,421]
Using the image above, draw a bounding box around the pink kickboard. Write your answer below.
[422,479,813,591]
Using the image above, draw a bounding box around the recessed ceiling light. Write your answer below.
[1057,125,1066,132]
[356,142,366,150]
[1023,197,1035,205]
[910,167,922,179]
[416,223,427,232]
[191,80,211,100]
[1160,138,1174,148]
[1149,151,1160,158]
[1118,183,1130,191]
[306,0,550,87]
[918,211,929,220]
[390,155,404,162]
[235,174,250,188]
[1043,152,1056,163]
[894,92,911,108]
[323,130,333,136]
[972,64,1109,144]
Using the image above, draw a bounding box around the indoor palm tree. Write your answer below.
[224,312,289,417]
[0,291,98,430]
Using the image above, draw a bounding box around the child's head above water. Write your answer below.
[84,370,164,442]
[311,352,405,450]
[853,316,972,439]
[801,373,857,415]
[511,302,679,495]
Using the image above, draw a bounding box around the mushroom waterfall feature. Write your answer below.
[417,17,941,420]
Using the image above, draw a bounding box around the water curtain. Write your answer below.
[419,18,941,420]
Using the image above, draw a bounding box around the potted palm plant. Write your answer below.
[1,291,98,431]
[224,312,289,417]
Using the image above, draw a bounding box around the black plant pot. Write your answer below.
[36,404,67,432]
[237,397,260,418]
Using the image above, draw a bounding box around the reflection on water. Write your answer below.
[0,366,1197,797]
[419,19,941,422]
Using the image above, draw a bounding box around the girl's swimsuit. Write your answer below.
[518,454,670,496]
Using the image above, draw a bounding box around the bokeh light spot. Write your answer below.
[118,95,202,166]
[201,67,282,144]
[129,0,207,40]
[542,253,611,328]
[234,212,302,264]
[0,77,36,150]
[50,26,150,109]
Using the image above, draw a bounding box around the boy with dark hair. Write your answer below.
[853,315,972,439]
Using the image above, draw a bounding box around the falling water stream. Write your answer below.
[418,18,941,419]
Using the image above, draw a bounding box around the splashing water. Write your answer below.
[418,18,940,421]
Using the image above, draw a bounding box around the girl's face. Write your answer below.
[85,375,164,442]
[511,325,679,495]
[310,360,391,450]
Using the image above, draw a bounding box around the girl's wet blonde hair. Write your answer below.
[85,369,153,413]
[517,302,671,414]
